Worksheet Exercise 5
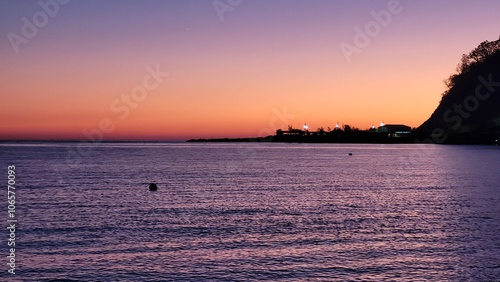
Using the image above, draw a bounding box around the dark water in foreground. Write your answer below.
[1,142,500,281]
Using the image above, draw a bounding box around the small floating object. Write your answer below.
[149,183,158,191]
[348,153,352,156]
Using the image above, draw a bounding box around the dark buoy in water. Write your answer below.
[149,183,158,191]
[348,153,352,156]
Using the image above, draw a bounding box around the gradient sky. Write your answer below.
[1,0,499,140]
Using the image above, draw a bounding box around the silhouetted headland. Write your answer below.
[190,37,500,145]
[415,37,500,144]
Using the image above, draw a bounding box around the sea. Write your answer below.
[1,142,499,281]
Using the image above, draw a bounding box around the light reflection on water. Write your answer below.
[1,143,500,281]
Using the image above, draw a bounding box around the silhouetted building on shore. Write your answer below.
[277,129,305,136]
[377,124,412,138]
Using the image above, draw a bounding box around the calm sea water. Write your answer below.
[1,142,500,281]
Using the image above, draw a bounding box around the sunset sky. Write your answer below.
[1,0,499,140]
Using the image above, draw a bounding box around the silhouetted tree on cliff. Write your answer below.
[443,37,500,97]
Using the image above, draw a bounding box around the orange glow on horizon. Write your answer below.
[1,1,499,140]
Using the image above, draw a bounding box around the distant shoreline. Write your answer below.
[187,135,415,144]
